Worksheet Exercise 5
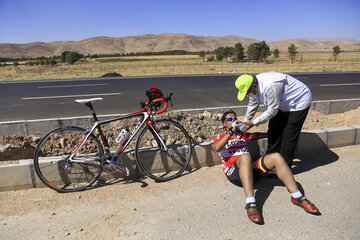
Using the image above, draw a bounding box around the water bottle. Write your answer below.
[116,128,129,145]
[239,124,248,132]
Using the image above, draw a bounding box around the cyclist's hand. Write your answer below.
[231,121,239,133]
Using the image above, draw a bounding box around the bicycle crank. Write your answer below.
[101,153,129,176]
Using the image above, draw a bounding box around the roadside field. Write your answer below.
[1,51,359,81]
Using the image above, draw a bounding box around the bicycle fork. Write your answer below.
[148,121,168,151]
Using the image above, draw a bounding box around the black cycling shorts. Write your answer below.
[225,155,271,187]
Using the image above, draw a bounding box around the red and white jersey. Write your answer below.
[213,132,253,173]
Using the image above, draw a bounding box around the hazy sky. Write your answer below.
[0,0,359,44]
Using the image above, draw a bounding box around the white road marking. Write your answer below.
[320,83,360,87]
[37,84,108,88]
[22,92,122,100]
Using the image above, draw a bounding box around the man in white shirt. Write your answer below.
[235,71,312,167]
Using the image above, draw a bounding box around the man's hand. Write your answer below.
[231,121,249,132]
[242,121,255,131]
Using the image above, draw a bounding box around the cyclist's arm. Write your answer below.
[213,133,231,152]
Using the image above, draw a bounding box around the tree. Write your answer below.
[50,59,57,65]
[60,51,70,62]
[223,46,234,59]
[333,45,343,62]
[273,48,280,62]
[288,43,297,64]
[234,43,245,62]
[199,51,206,59]
[215,47,225,61]
[61,51,84,64]
[247,41,271,62]
[206,55,215,62]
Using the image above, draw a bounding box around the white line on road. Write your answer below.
[21,92,122,100]
[37,84,108,88]
[320,83,360,87]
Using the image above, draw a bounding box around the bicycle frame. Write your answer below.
[33,92,193,192]
[69,98,169,162]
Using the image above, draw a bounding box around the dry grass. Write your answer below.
[1,51,359,81]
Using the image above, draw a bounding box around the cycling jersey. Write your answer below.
[213,132,253,173]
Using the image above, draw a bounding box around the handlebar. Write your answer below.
[152,98,168,114]
[141,92,173,115]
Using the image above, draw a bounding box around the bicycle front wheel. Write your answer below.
[33,126,104,192]
[135,119,192,181]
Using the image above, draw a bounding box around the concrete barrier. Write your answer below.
[0,98,359,137]
[325,126,358,148]
[1,125,359,192]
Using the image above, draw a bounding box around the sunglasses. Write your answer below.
[225,117,237,122]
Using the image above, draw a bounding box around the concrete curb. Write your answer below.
[0,125,359,192]
[1,98,360,137]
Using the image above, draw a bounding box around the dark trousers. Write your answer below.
[266,107,310,167]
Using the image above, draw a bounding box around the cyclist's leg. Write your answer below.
[237,154,254,198]
[259,153,298,193]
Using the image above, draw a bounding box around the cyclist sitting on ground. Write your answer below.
[212,110,320,224]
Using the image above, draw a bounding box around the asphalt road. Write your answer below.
[1,72,360,121]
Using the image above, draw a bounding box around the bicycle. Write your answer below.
[33,90,192,193]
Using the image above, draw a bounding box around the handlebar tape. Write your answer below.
[152,98,168,114]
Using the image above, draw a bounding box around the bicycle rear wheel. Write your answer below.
[33,126,104,192]
[135,119,192,181]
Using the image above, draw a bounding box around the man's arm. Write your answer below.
[251,82,284,126]
[243,97,259,122]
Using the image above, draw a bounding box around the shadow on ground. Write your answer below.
[229,132,339,223]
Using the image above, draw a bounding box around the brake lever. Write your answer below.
[168,93,173,107]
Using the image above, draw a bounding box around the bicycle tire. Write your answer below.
[135,119,192,181]
[33,126,104,192]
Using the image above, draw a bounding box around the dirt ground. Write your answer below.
[0,145,359,240]
[1,107,360,162]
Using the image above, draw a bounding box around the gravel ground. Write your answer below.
[0,145,359,240]
[1,107,360,162]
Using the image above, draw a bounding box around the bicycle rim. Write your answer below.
[33,126,104,192]
[135,119,192,181]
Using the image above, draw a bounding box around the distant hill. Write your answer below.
[0,33,359,58]
[268,39,360,52]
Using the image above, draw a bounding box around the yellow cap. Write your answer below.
[235,75,254,101]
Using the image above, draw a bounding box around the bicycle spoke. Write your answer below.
[135,119,192,181]
[34,126,104,192]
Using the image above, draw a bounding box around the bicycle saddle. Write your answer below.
[75,97,103,104]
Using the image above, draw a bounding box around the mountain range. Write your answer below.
[1,33,359,58]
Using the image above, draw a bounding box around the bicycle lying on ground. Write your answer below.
[33,88,192,193]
